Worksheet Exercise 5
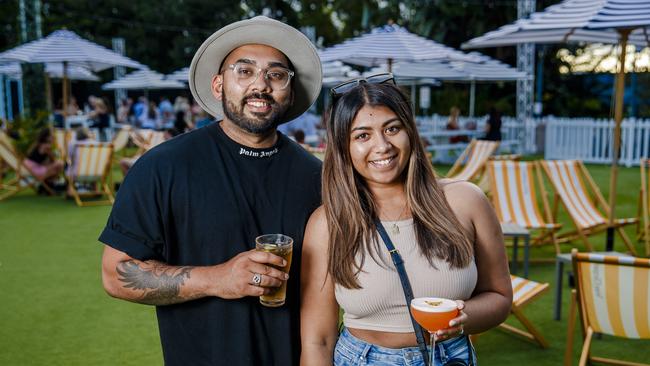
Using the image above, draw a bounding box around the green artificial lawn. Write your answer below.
[0,162,647,365]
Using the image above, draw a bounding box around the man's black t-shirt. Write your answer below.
[99,122,322,365]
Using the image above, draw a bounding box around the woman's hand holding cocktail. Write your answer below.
[433,300,467,341]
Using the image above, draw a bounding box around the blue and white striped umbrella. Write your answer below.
[102,69,186,90]
[0,29,145,71]
[371,57,527,82]
[462,0,650,239]
[166,67,189,83]
[463,0,650,48]
[0,62,100,81]
[320,23,477,68]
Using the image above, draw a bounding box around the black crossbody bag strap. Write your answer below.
[375,220,430,362]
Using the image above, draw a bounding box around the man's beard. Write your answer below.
[222,90,290,135]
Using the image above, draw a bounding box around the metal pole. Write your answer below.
[17,79,24,117]
[62,61,69,118]
[6,78,13,120]
[469,81,476,117]
[0,75,5,121]
[112,38,127,115]
[606,28,631,251]
[517,0,536,151]
[19,0,27,42]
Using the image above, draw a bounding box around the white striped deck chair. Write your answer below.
[446,139,499,183]
[146,131,166,150]
[67,142,114,206]
[540,160,638,255]
[565,249,650,366]
[130,129,154,154]
[0,131,55,200]
[499,275,549,348]
[487,161,562,253]
[639,158,650,257]
[111,125,132,154]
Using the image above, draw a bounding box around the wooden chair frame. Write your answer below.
[540,160,637,255]
[638,158,650,257]
[565,249,650,366]
[487,160,563,254]
[499,275,550,348]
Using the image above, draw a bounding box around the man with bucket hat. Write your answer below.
[99,16,323,365]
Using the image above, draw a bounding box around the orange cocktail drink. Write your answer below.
[410,297,459,332]
[410,297,459,366]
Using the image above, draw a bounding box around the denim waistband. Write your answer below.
[335,328,475,366]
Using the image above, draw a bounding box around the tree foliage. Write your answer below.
[1,0,644,117]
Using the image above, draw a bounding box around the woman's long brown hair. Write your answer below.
[323,83,473,289]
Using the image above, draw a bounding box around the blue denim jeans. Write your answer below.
[334,328,477,366]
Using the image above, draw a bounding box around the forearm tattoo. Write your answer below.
[116,260,194,305]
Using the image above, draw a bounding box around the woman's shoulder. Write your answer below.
[304,205,329,247]
[438,178,487,206]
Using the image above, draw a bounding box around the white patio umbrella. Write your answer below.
[369,56,527,116]
[462,0,650,249]
[102,69,186,90]
[322,61,361,87]
[167,67,190,83]
[0,29,145,116]
[320,23,477,71]
[0,62,99,81]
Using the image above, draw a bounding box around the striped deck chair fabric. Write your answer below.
[146,131,167,150]
[499,275,549,348]
[566,250,650,366]
[488,161,561,252]
[111,126,132,153]
[68,143,114,206]
[446,139,499,182]
[541,160,637,255]
[640,158,650,257]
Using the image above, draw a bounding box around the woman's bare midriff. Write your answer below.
[348,327,420,349]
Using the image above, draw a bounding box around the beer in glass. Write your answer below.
[255,234,293,307]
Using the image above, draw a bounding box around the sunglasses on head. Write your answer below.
[330,73,395,100]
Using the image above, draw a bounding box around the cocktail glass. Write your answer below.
[410,297,459,366]
[255,234,293,307]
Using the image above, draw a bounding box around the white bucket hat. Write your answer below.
[189,16,323,123]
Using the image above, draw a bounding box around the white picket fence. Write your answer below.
[544,117,650,167]
[416,115,650,166]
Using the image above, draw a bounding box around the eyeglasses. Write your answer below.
[330,73,395,100]
[226,62,295,90]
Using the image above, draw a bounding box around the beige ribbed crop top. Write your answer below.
[334,219,477,333]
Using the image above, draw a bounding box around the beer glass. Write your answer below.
[410,297,459,366]
[255,234,293,307]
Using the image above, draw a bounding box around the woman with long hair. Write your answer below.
[24,128,64,187]
[300,77,512,366]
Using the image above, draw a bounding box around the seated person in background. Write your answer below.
[446,106,468,143]
[24,128,64,188]
[119,128,180,177]
[88,97,111,141]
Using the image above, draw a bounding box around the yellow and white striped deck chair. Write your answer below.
[446,139,499,183]
[487,161,563,253]
[146,131,166,150]
[67,142,114,207]
[639,158,650,257]
[111,125,132,155]
[0,131,55,200]
[565,249,650,366]
[540,160,638,255]
[499,275,550,348]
